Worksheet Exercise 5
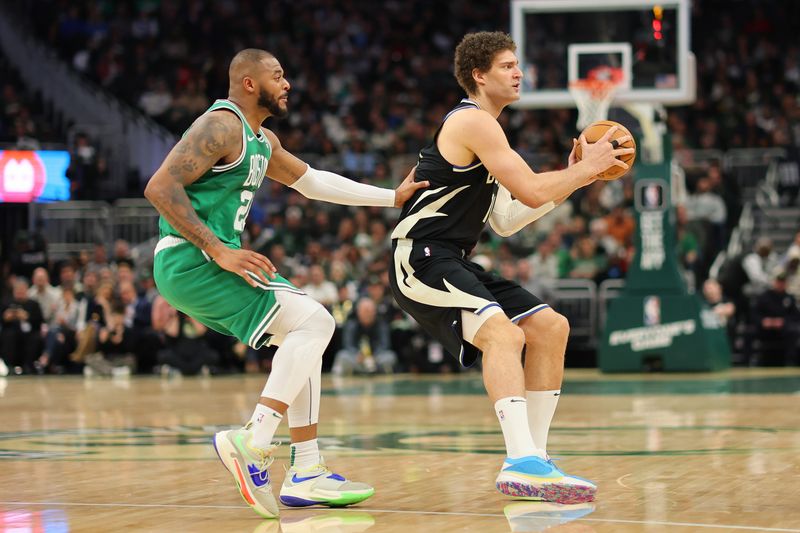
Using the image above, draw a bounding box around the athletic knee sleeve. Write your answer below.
[286,356,322,428]
[260,306,335,405]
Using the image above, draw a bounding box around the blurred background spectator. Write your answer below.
[333,297,397,375]
[1,278,44,375]
[153,299,219,377]
[752,272,799,366]
[84,304,136,377]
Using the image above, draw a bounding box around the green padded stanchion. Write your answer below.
[598,134,731,372]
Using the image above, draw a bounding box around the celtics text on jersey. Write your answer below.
[158,99,272,246]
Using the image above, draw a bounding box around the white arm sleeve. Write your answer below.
[289,165,395,207]
[488,184,556,237]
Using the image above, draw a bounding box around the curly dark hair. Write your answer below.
[454,32,517,95]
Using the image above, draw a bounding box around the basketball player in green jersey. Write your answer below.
[145,49,428,519]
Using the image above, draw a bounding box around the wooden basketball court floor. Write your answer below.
[1,368,799,532]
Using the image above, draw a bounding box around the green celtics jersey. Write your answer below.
[158,99,272,246]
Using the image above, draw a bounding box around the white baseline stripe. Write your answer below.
[0,501,796,532]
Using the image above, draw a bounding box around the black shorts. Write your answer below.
[390,239,548,367]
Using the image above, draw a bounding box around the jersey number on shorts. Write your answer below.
[234,189,254,232]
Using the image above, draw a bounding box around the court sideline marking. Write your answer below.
[0,501,798,532]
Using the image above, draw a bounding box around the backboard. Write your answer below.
[511,0,695,109]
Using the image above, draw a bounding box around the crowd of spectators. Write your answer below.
[0,232,450,376]
[11,0,795,264]
[28,4,800,150]
[0,0,798,373]
[0,58,62,149]
[714,233,800,366]
[1,239,227,376]
[2,218,797,377]
[0,57,118,200]
[17,1,798,159]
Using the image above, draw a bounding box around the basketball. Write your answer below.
[574,120,636,180]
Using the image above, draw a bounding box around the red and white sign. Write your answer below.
[0,151,47,203]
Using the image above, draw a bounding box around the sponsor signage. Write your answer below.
[0,150,70,203]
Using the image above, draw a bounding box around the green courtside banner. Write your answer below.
[598,134,731,372]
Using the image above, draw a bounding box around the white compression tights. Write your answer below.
[259,291,335,428]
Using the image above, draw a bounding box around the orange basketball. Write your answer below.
[574,120,636,180]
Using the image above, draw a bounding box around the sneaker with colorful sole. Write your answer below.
[496,455,596,504]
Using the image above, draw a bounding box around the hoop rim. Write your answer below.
[568,65,625,98]
[571,64,623,83]
[568,79,620,99]
[568,78,620,90]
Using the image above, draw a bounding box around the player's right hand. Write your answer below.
[214,247,278,287]
[579,126,636,176]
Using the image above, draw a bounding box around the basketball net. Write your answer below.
[569,66,624,130]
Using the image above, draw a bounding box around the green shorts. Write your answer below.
[153,237,302,348]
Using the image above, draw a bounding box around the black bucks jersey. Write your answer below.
[391,99,498,253]
[389,98,546,366]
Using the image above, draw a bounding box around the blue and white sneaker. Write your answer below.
[504,501,596,532]
[496,456,596,504]
[213,424,279,518]
[279,462,375,507]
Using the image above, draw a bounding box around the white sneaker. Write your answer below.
[213,425,279,518]
[0,359,8,377]
[279,463,374,508]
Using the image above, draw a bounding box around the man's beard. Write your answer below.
[258,88,288,118]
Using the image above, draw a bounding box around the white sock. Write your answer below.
[290,438,321,470]
[494,397,544,459]
[249,403,283,450]
[526,389,561,454]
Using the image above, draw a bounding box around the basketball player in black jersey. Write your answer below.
[389,32,633,504]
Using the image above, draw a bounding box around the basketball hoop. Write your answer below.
[569,66,624,130]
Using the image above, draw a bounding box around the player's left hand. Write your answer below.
[394,166,430,208]
[568,138,579,167]
[567,137,597,190]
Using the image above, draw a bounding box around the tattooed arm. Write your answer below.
[145,111,237,256]
[144,111,276,286]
